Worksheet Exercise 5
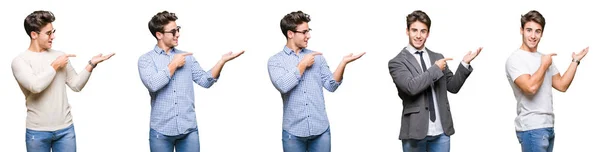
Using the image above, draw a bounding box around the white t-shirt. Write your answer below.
[505,49,559,132]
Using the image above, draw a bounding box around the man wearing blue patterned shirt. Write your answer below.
[138,11,244,152]
[268,11,365,152]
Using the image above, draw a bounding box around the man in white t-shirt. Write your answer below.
[505,10,589,152]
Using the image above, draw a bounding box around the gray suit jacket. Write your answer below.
[388,47,472,140]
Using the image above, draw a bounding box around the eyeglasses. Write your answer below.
[36,29,56,36]
[163,26,181,35]
[293,28,312,35]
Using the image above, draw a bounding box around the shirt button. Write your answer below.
[173,90,176,92]
[305,103,308,106]
[175,102,177,104]
[176,114,179,116]
[303,91,306,93]
[308,115,310,117]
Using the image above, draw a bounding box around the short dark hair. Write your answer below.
[521,10,545,31]
[280,11,311,38]
[406,10,431,30]
[149,11,178,39]
[24,10,55,38]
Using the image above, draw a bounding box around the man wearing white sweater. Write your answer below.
[11,10,115,152]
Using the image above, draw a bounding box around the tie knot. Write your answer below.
[415,51,424,55]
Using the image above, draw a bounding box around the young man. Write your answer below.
[11,10,115,152]
[505,10,588,152]
[137,11,244,152]
[267,11,365,152]
[388,10,482,152]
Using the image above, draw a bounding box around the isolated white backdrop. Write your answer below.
[1,0,597,151]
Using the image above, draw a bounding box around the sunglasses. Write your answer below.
[163,26,181,35]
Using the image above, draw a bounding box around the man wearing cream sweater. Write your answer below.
[11,10,115,152]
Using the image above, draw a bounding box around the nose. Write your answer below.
[305,32,311,39]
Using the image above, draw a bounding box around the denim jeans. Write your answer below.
[282,127,331,152]
[402,133,450,152]
[149,128,200,152]
[516,127,555,152]
[26,124,77,152]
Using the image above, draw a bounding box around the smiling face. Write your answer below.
[288,22,311,49]
[520,21,543,51]
[157,21,180,48]
[407,21,429,50]
[32,23,56,50]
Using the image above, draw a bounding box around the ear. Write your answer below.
[520,27,524,35]
[156,32,163,40]
[286,30,294,39]
[30,31,38,40]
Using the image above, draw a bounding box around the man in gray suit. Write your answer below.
[388,10,482,152]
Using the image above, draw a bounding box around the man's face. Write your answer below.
[406,21,429,50]
[158,21,180,48]
[289,22,311,49]
[33,23,55,50]
[520,21,543,50]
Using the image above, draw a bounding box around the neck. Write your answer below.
[28,41,45,52]
[157,42,172,54]
[286,41,301,54]
[520,43,537,53]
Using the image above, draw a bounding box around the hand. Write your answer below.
[342,52,366,64]
[221,50,245,63]
[51,54,76,70]
[462,47,483,64]
[572,47,589,61]
[434,58,453,70]
[90,53,116,65]
[299,52,322,68]
[170,52,193,68]
[541,53,557,67]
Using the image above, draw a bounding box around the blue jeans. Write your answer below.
[149,128,200,152]
[516,127,555,152]
[402,133,450,152]
[26,124,77,152]
[282,127,331,152]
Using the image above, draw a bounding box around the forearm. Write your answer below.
[210,59,226,79]
[524,64,550,93]
[332,61,347,82]
[557,62,578,91]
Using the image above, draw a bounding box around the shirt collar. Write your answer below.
[407,44,426,55]
[283,46,305,55]
[153,45,177,55]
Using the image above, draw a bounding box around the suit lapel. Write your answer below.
[426,48,439,66]
[402,48,423,74]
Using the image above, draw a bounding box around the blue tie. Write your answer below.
[416,51,436,122]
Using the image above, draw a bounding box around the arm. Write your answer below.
[268,58,301,94]
[552,47,588,92]
[552,62,577,92]
[138,55,171,92]
[321,57,341,92]
[512,61,551,95]
[65,62,92,92]
[388,57,444,96]
[445,61,473,93]
[11,57,57,94]
[190,56,217,88]
[204,50,244,81]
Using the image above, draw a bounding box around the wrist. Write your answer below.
[572,58,580,65]
[88,60,97,68]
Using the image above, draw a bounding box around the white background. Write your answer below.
[1,0,598,151]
